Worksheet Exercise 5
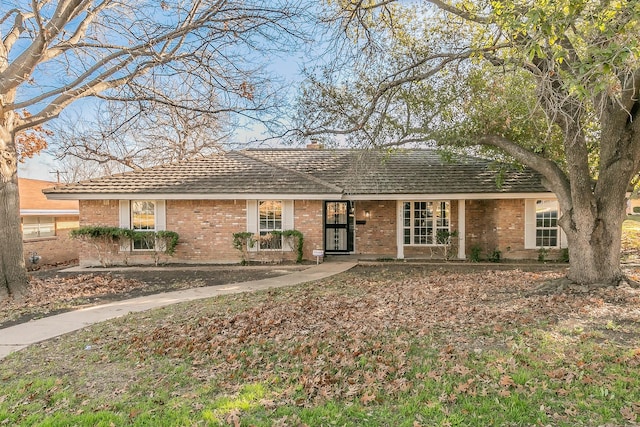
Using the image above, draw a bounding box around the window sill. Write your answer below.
[23,236,58,242]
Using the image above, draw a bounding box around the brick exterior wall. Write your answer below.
[168,199,245,263]
[23,215,79,269]
[465,199,537,260]
[76,200,120,266]
[351,200,460,259]
[294,200,324,259]
[23,228,79,269]
[77,197,540,265]
[354,200,397,256]
[78,199,326,266]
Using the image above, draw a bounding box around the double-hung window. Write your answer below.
[22,216,56,239]
[258,200,282,250]
[403,201,450,245]
[535,199,559,247]
[131,200,156,250]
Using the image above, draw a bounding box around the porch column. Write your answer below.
[396,200,404,259]
[458,199,466,259]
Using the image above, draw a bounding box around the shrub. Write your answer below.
[470,245,482,262]
[233,230,305,264]
[436,230,459,260]
[488,248,502,263]
[282,230,304,264]
[71,227,133,267]
[232,232,255,265]
[71,227,179,266]
[538,247,549,262]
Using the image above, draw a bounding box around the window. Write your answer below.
[22,216,56,239]
[131,200,156,250]
[403,201,450,245]
[258,200,282,250]
[535,199,559,247]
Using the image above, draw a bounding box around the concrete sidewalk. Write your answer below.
[0,261,357,360]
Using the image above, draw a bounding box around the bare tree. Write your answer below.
[52,95,234,176]
[0,0,306,299]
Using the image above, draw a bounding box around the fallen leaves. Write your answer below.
[1,264,640,425]
[92,265,640,416]
[0,274,146,326]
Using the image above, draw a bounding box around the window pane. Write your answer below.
[404,201,450,246]
[260,231,283,250]
[325,228,347,251]
[535,200,559,247]
[132,201,155,230]
[259,201,283,250]
[22,216,55,238]
[22,217,40,239]
[131,201,156,250]
[39,223,55,237]
[133,234,155,250]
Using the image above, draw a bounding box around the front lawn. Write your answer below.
[1,265,639,426]
[623,217,640,262]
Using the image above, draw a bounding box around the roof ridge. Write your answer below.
[237,150,345,193]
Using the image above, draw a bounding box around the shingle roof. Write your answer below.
[43,151,341,196]
[43,149,550,198]
[244,149,548,195]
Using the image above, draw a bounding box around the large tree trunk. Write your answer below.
[562,208,626,285]
[559,106,638,286]
[0,122,29,301]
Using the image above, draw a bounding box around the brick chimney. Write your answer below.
[306,139,324,150]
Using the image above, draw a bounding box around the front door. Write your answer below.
[324,201,354,253]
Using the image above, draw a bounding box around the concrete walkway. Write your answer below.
[0,261,357,360]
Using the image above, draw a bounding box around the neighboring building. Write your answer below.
[19,178,80,267]
[43,148,565,266]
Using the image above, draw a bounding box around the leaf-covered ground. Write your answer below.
[0,266,304,328]
[1,265,639,426]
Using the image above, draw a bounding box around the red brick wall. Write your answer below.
[23,214,80,268]
[167,199,245,263]
[294,200,324,259]
[23,229,79,269]
[78,199,325,266]
[465,199,535,259]
[80,200,119,226]
[76,200,121,266]
[354,200,397,256]
[77,197,540,265]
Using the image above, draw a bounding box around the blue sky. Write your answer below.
[19,55,311,182]
[16,2,328,182]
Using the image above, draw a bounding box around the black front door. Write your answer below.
[324,201,354,253]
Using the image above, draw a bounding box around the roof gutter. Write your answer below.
[44,191,555,201]
[44,193,344,201]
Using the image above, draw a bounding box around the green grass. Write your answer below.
[625,214,640,222]
[1,266,639,426]
[622,217,640,262]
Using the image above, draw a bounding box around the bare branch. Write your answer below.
[425,0,490,24]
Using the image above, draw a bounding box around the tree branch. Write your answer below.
[478,134,571,205]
